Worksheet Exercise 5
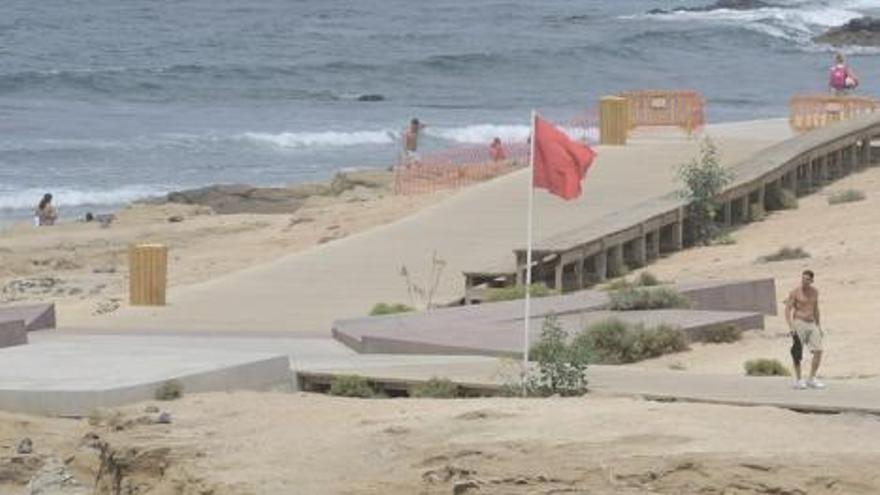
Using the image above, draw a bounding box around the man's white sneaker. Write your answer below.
[793,379,807,390]
[807,378,825,389]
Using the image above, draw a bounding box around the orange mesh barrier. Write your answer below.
[394,111,597,195]
[619,90,704,133]
[789,94,880,132]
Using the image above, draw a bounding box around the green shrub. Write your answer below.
[749,202,767,222]
[635,271,661,287]
[602,272,662,292]
[369,302,415,316]
[409,377,459,398]
[329,375,376,398]
[607,259,630,279]
[757,246,810,263]
[828,189,866,205]
[527,314,589,396]
[574,319,689,364]
[710,232,736,246]
[765,186,798,211]
[744,358,791,377]
[483,283,557,302]
[607,286,690,311]
[678,138,734,245]
[155,380,183,401]
[698,324,743,344]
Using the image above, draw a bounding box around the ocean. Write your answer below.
[2,0,879,222]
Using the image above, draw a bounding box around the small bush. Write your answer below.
[828,189,866,205]
[602,272,660,292]
[698,324,743,344]
[155,380,183,401]
[527,314,589,396]
[744,358,791,377]
[484,283,557,302]
[329,375,376,398]
[607,260,630,279]
[757,246,810,263]
[602,278,632,291]
[608,286,690,311]
[749,202,766,222]
[574,319,689,364]
[765,186,798,211]
[635,271,661,287]
[678,138,734,245]
[369,302,414,316]
[410,377,459,398]
[710,232,736,246]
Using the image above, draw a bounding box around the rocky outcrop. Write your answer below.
[647,0,775,14]
[162,169,394,214]
[815,17,880,47]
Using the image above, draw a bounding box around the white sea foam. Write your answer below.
[427,124,533,144]
[0,185,166,211]
[241,130,396,149]
[628,1,868,49]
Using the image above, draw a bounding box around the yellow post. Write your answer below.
[600,96,628,145]
[129,243,168,306]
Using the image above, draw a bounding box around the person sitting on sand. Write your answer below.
[785,269,824,389]
[489,137,506,162]
[829,53,858,96]
[35,193,58,226]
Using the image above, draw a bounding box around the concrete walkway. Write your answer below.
[74,120,792,333]
[300,358,880,415]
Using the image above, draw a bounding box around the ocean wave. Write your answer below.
[240,130,397,149]
[626,2,866,48]
[427,124,532,144]
[0,185,167,211]
[428,123,597,145]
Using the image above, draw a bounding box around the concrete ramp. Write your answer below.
[0,340,291,416]
[0,303,56,331]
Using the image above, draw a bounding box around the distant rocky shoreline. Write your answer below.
[144,169,395,215]
[814,17,880,48]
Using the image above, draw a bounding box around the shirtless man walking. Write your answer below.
[784,269,825,389]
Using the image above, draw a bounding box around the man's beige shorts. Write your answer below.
[793,319,823,352]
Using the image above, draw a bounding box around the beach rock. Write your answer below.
[329,170,394,195]
[647,0,775,14]
[166,184,304,214]
[17,438,33,455]
[815,17,880,47]
[27,457,88,495]
[356,93,385,102]
[167,215,184,223]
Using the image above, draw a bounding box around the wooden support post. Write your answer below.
[609,244,624,277]
[596,250,608,282]
[739,196,749,222]
[515,252,525,286]
[464,276,474,305]
[554,261,564,291]
[599,96,628,146]
[631,236,646,268]
[129,243,167,306]
[723,201,732,227]
[574,255,584,290]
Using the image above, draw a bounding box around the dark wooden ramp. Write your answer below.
[333,279,775,357]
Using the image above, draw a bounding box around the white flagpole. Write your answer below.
[522,110,537,396]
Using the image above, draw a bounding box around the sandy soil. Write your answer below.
[2,392,880,494]
[0,187,449,325]
[630,164,880,380]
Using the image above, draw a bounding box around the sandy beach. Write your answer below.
[4,121,880,493]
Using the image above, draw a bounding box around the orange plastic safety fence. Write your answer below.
[394,111,598,195]
[619,90,705,133]
[789,94,880,132]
